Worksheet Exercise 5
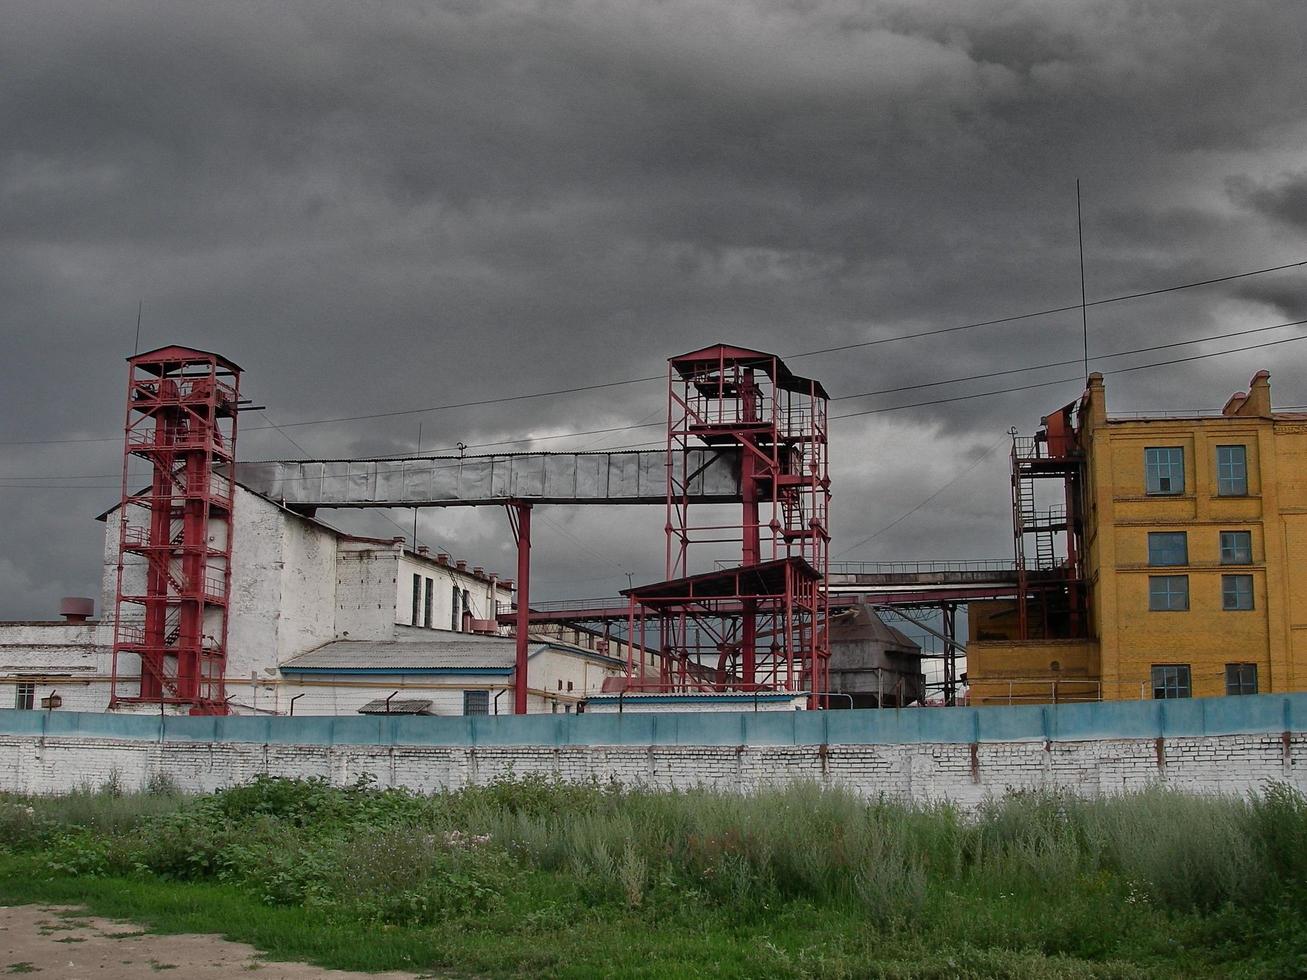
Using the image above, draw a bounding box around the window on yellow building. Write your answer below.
[1145,447,1184,494]
[1147,531,1187,566]
[1221,574,1254,610]
[1148,575,1188,611]
[1225,663,1257,695]
[1216,445,1248,496]
[1151,665,1191,699]
[1220,531,1252,564]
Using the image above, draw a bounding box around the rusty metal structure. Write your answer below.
[109,346,241,714]
[1010,400,1089,640]
[623,344,831,706]
[118,341,836,714]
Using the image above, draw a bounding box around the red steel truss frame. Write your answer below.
[109,346,241,714]
[1010,398,1089,641]
[625,344,831,706]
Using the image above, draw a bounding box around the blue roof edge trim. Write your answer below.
[278,667,514,675]
[585,693,805,704]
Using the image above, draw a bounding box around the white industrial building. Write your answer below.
[0,482,628,715]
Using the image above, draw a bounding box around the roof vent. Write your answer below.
[59,597,94,623]
[417,545,430,556]
[456,560,468,572]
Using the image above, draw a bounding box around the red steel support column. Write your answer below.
[513,502,532,715]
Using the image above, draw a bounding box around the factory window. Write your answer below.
[1144,447,1184,495]
[1147,531,1188,566]
[462,690,489,715]
[1222,574,1254,611]
[1148,575,1189,611]
[451,587,461,631]
[1151,665,1191,699]
[15,681,35,711]
[1216,445,1248,496]
[462,589,471,626]
[1225,663,1258,696]
[1220,531,1253,565]
[411,574,421,625]
[423,577,434,628]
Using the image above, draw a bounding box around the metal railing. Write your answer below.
[829,559,1018,576]
[973,679,1103,704]
[509,597,630,614]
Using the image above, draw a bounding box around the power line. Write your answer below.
[258,409,450,554]
[1,314,1294,489]
[786,257,1307,360]
[834,436,1010,556]
[831,330,1307,421]
[2,320,1303,480]
[245,256,1307,427]
[6,255,1299,449]
[240,375,663,431]
[832,317,1307,402]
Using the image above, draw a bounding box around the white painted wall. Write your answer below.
[3,731,1303,807]
[392,552,512,633]
[275,674,507,717]
[272,505,338,664]
[530,648,624,707]
[0,622,108,713]
[5,486,603,718]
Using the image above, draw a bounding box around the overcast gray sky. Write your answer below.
[1,0,1305,619]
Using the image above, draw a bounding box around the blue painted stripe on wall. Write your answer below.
[277,667,515,675]
[0,693,1301,748]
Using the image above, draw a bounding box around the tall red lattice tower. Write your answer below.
[625,344,831,706]
[109,346,241,715]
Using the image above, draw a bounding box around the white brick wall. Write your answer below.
[1,732,1301,804]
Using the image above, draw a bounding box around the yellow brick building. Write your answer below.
[969,370,1307,703]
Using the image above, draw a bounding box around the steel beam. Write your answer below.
[509,502,531,715]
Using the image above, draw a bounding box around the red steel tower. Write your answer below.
[625,344,831,706]
[109,346,241,715]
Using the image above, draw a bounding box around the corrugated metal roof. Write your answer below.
[281,628,548,672]
[830,604,923,655]
[358,698,433,715]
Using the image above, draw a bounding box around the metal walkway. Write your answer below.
[232,449,742,508]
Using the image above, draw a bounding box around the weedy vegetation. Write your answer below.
[1,775,1305,977]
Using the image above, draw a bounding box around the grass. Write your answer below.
[1,776,1305,978]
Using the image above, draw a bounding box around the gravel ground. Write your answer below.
[0,905,423,979]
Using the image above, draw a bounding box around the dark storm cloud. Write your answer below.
[2,0,1305,615]
[1229,171,1307,232]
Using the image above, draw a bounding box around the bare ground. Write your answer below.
[0,905,422,979]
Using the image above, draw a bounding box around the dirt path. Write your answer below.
[0,905,422,979]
